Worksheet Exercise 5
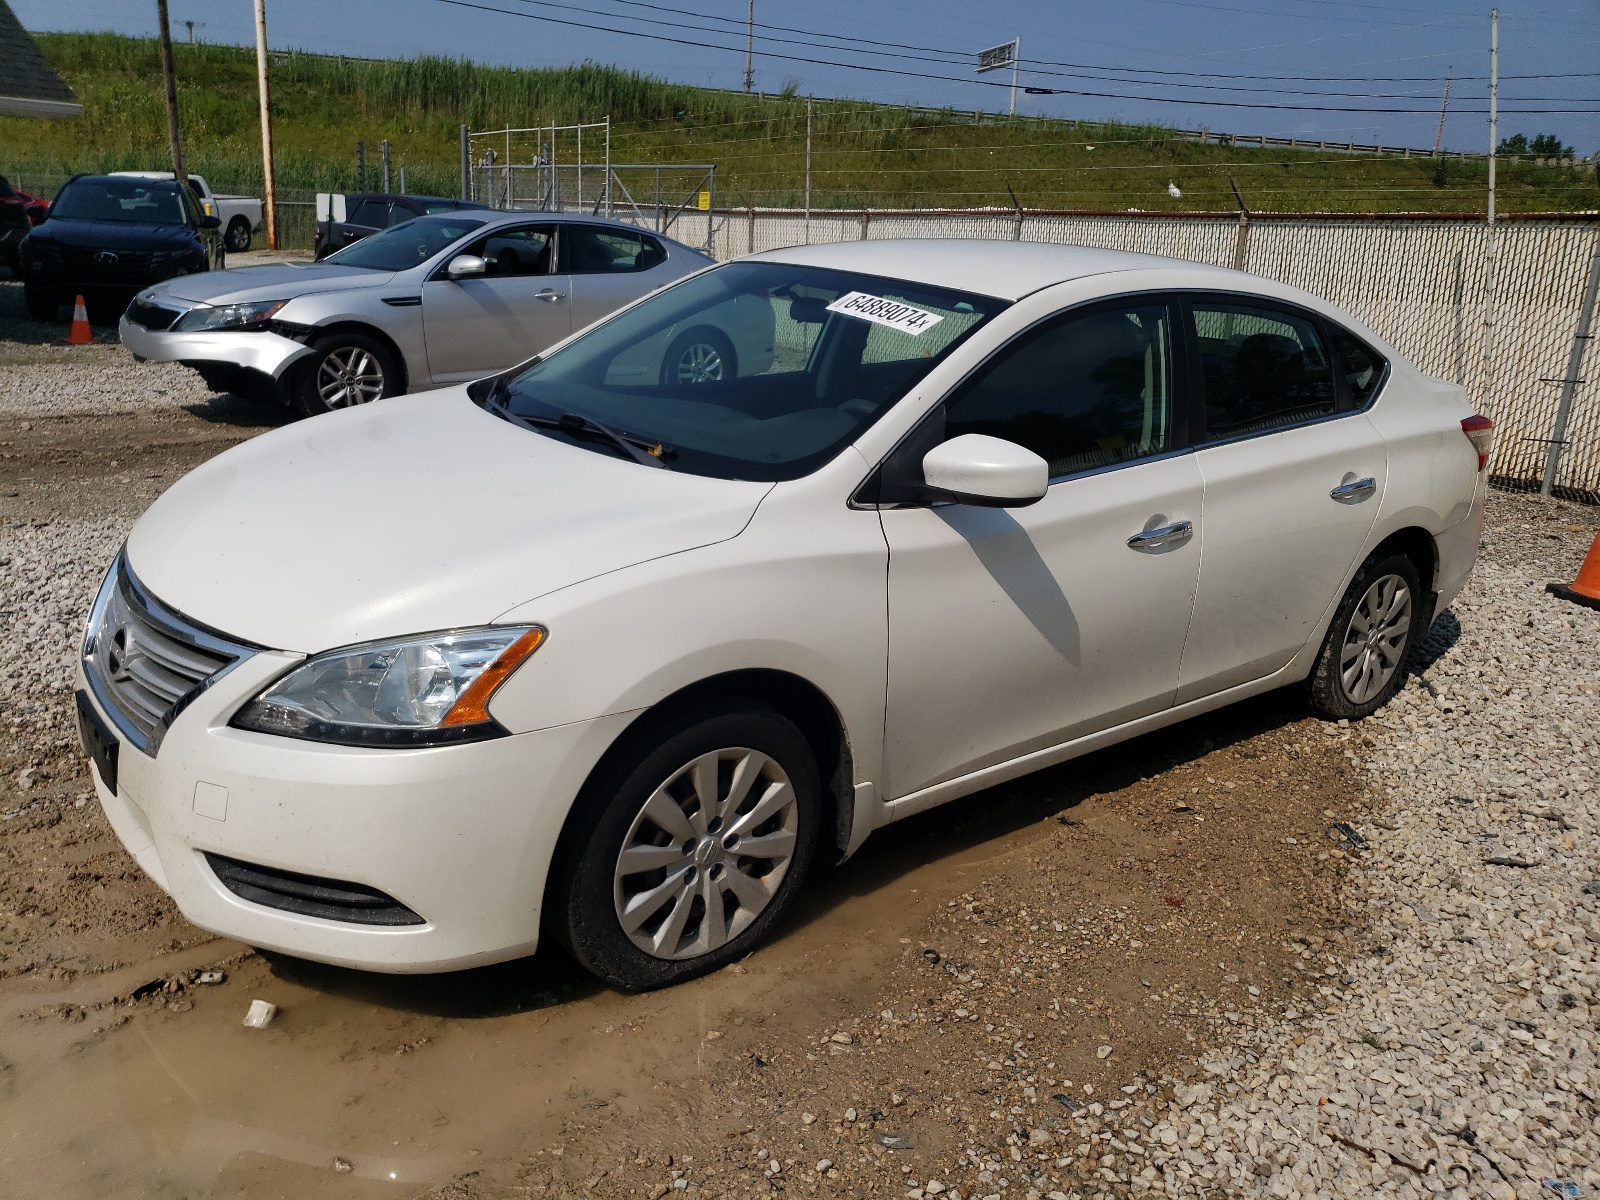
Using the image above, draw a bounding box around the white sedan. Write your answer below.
[76,239,1491,989]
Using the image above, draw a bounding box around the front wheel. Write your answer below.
[550,706,823,990]
[1306,551,1424,720]
[292,332,399,417]
[225,217,253,253]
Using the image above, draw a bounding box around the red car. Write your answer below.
[16,189,48,225]
[0,175,34,270]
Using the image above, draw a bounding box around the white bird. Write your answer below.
[1167,180,1183,198]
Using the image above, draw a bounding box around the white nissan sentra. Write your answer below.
[76,239,1491,989]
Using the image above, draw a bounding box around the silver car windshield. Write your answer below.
[485,262,1006,481]
[326,213,488,271]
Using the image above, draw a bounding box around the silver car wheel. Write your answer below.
[674,342,724,384]
[613,746,799,961]
[1338,572,1412,705]
[316,346,385,408]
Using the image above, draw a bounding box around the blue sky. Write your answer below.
[19,0,1600,153]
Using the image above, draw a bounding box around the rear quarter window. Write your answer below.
[1328,324,1388,407]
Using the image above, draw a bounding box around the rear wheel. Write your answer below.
[1306,551,1423,720]
[661,327,736,386]
[292,332,400,417]
[24,285,56,321]
[225,217,253,253]
[550,705,823,991]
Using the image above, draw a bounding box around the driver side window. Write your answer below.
[460,225,555,277]
[942,300,1176,479]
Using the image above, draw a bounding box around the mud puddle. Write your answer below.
[1,690,1357,1200]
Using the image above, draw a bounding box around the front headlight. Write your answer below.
[232,626,545,747]
[173,298,288,332]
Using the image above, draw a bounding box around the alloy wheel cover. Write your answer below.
[1339,572,1412,705]
[613,747,799,961]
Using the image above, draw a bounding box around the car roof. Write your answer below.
[750,238,1244,302]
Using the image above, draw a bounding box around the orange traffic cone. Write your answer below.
[63,295,92,345]
[1548,532,1600,612]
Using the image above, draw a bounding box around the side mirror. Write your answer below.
[446,253,487,279]
[790,295,828,324]
[921,433,1049,508]
[199,215,222,229]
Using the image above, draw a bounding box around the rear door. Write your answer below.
[1175,294,1388,702]
[564,224,678,332]
[421,222,571,382]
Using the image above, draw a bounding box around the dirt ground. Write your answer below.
[1,278,1376,1199]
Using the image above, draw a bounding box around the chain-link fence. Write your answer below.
[648,206,1600,501]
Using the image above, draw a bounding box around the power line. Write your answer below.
[527,0,1593,100]
[439,0,1600,114]
[587,0,1600,86]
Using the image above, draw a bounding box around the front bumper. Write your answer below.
[78,649,637,973]
[119,316,313,380]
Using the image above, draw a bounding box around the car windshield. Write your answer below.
[326,213,488,270]
[52,179,188,225]
[487,261,1007,481]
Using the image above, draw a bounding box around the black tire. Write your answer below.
[24,285,56,321]
[1306,550,1425,721]
[291,331,400,418]
[660,327,737,386]
[225,218,253,253]
[549,704,824,991]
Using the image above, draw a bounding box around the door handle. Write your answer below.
[536,289,566,302]
[1330,477,1377,503]
[1126,520,1194,551]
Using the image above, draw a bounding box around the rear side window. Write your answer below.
[943,301,1175,478]
[1193,301,1337,439]
[1328,324,1387,407]
[565,226,666,273]
[349,199,389,228]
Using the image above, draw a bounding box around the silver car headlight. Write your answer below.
[172,298,288,332]
[232,626,545,747]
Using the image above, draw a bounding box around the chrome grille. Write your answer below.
[83,556,257,755]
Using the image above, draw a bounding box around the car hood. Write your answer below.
[125,391,773,653]
[157,263,397,305]
[33,218,198,250]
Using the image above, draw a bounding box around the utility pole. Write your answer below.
[743,0,754,93]
[1481,9,1499,416]
[1010,36,1020,118]
[253,0,278,250]
[1434,65,1451,155]
[155,0,185,182]
[1541,232,1600,496]
[804,94,812,244]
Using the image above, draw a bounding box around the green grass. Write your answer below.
[4,31,1596,215]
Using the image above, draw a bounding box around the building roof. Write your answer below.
[0,0,81,119]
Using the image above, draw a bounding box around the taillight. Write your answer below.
[1461,414,1494,472]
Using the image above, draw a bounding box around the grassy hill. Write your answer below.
[4,32,1596,216]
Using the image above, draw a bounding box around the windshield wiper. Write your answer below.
[484,386,671,469]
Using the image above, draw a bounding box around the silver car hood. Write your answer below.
[157,264,397,305]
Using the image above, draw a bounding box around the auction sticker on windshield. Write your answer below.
[826,291,945,336]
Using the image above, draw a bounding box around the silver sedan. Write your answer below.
[119,211,720,417]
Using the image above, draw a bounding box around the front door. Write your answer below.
[422,223,571,383]
[880,297,1204,801]
[1175,296,1389,702]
